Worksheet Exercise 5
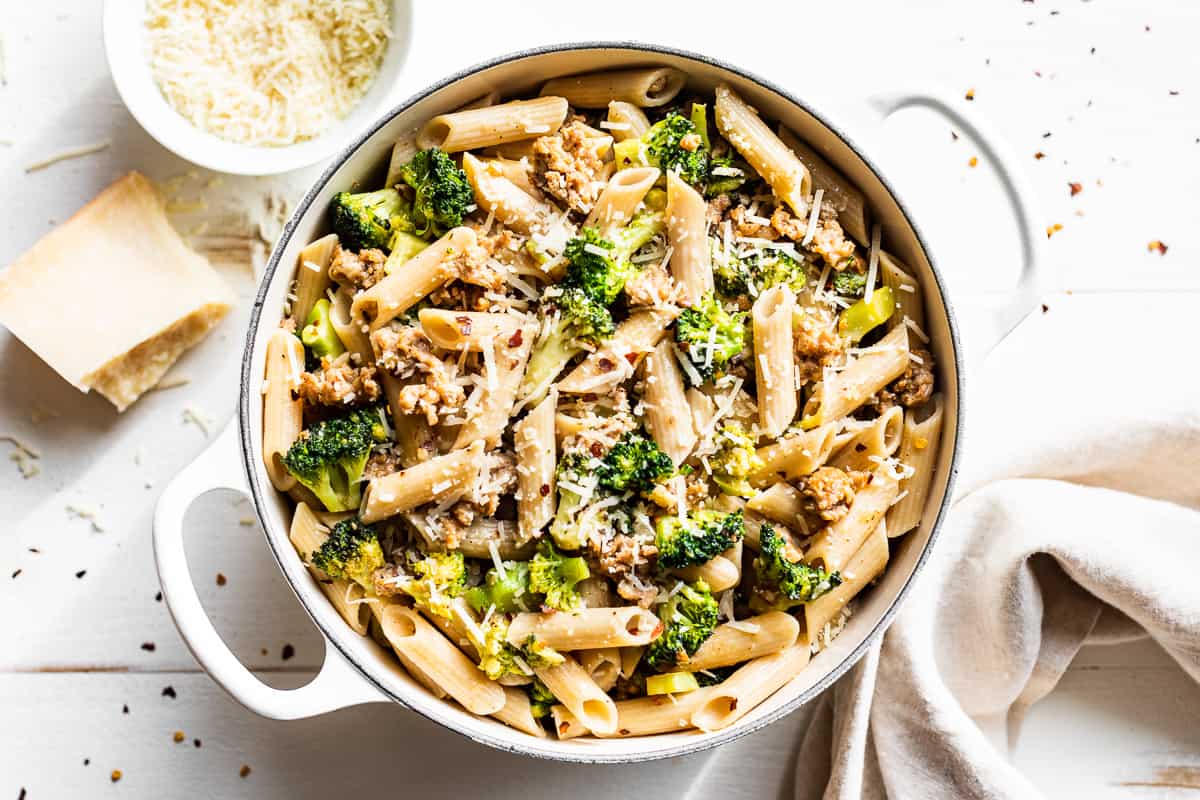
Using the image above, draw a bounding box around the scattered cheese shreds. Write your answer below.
[182,406,215,437]
[2,435,40,479]
[25,141,111,173]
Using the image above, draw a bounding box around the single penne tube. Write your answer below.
[585,167,660,232]
[577,647,623,692]
[450,519,534,561]
[289,234,338,325]
[507,607,662,650]
[486,686,548,738]
[418,308,523,351]
[606,100,652,140]
[887,394,944,537]
[380,606,505,715]
[352,228,474,328]
[620,646,644,678]
[714,84,812,215]
[513,390,557,541]
[828,405,904,473]
[487,138,537,161]
[803,522,888,648]
[462,153,557,235]
[361,441,484,523]
[289,503,370,635]
[801,325,910,428]
[387,396,437,467]
[752,285,798,438]
[672,555,740,593]
[666,171,714,305]
[752,423,837,486]
[480,156,540,196]
[556,307,677,394]
[879,251,927,335]
[691,642,811,732]
[417,96,569,152]
[366,599,448,699]
[804,468,899,572]
[535,655,619,735]
[776,125,869,245]
[642,339,698,465]
[687,387,717,436]
[384,132,420,189]
[329,288,374,362]
[685,612,800,671]
[746,482,805,527]
[540,67,686,108]
[453,322,535,450]
[553,688,715,739]
[722,539,743,584]
[262,328,305,491]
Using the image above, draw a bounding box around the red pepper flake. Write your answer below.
[281,644,295,661]
[75,570,86,579]
[111,770,123,783]
[1147,240,1168,255]
[590,443,604,457]
[968,156,979,168]
[162,686,177,699]
[27,547,39,554]
[455,315,472,334]
[1033,70,1042,78]
[507,329,523,347]
[1042,132,1052,138]
[1068,182,1082,196]
[84,758,91,765]
[11,569,20,579]
[964,88,976,101]
[1034,152,1046,160]
[1041,303,1050,314]
[597,357,615,372]
[539,483,551,497]
[1090,47,1096,54]
[140,642,156,652]
[950,130,959,141]
[1046,223,1063,238]
[173,731,185,743]
[216,573,227,587]
[239,765,252,779]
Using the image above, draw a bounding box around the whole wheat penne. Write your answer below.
[746,482,806,528]
[752,285,798,438]
[329,288,374,362]
[453,322,535,450]
[776,125,869,245]
[557,308,677,394]
[352,228,473,328]
[289,503,371,635]
[262,329,305,491]
[686,612,800,671]
[462,153,557,235]
[691,642,811,731]
[514,390,557,541]
[361,441,484,523]
[418,308,523,351]
[879,251,926,335]
[714,84,812,215]
[887,394,944,537]
[418,96,568,152]
[642,338,698,465]
[289,234,338,325]
[828,405,903,473]
[606,100,652,141]
[751,423,837,486]
[666,172,713,305]
[577,647,623,692]
[535,656,618,735]
[805,468,899,572]
[553,688,715,739]
[804,523,888,648]
[801,325,910,428]
[507,607,662,650]
[384,133,420,189]
[672,555,740,593]
[586,167,660,232]
[486,686,548,738]
[541,68,685,108]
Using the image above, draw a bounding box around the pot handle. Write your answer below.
[153,421,389,719]
[862,87,1047,360]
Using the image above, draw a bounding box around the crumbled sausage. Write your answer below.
[452,240,505,292]
[862,349,936,414]
[798,466,868,523]
[794,305,845,385]
[589,534,659,608]
[371,324,465,424]
[766,202,857,269]
[329,245,386,290]
[728,204,777,239]
[623,261,684,308]
[364,447,403,480]
[532,121,608,215]
[295,353,381,407]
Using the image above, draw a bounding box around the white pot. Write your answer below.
[154,43,1046,763]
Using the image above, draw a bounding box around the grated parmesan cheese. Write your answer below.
[145,0,391,147]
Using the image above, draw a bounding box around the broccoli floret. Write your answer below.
[529,540,590,611]
[646,580,719,669]
[310,518,384,589]
[674,292,747,384]
[549,452,592,550]
[526,678,557,718]
[612,205,667,254]
[655,509,744,569]
[330,188,404,251]
[597,430,674,494]
[466,561,532,614]
[753,525,842,608]
[398,550,467,619]
[469,611,565,680]
[709,422,763,498]
[711,238,752,298]
[747,249,809,292]
[706,153,748,197]
[520,287,615,404]
[832,268,867,297]
[644,110,710,188]
[396,147,473,238]
[282,407,388,512]
[300,298,346,360]
[564,227,637,306]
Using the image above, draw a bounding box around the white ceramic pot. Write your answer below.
[154,43,1045,763]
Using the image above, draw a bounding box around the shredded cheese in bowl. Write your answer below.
[145,0,391,147]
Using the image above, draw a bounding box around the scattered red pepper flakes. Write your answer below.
[965,88,976,101]
[240,765,253,779]
[1046,223,1063,238]
[216,573,227,587]
[1068,182,1082,196]
[1034,152,1046,160]
[84,758,91,766]
[141,642,156,652]
[173,731,186,743]
[1148,240,1168,255]
[950,130,959,141]
[281,644,295,661]
[968,156,979,168]
[111,769,123,783]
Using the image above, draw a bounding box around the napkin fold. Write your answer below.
[794,294,1200,799]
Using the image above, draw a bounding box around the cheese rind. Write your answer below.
[0,172,235,411]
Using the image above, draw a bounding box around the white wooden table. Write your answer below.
[2,1,1199,797]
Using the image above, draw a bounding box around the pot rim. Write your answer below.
[236,40,964,764]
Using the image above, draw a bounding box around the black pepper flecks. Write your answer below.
[193,739,202,748]
[155,591,163,602]
[141,642,156,652]
[239,765,252,779]
[75,570,86,579]
[122,704,129,714]
[162,686,176,699]
[11,569,20,579]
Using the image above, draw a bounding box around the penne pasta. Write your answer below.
[462,153,558,235]
[453,322,536,450]
[479,156,540,197]
[289,234,338,326]
[586,167,660,233]
[714,84,812,215]
[828,405,904,473]
[361,441,484,523]
[776,125,869,245]
[540,68,686,108]
[746,482,806,528]
[804,467,899,572]
[577,647,623,693]
[553,688,715,739]
[887,394,944,537]
[508,607,662,650]
[803,522,888,648]
[665,172,713,306]
[289,503,370,635]
[328,288,374,362]
[879,251,926,335]
[417,96,569,152]
[672,555,740,593]
[418,308,523,352]
[352,228,474,328]
[262,328,305,491]
[556,307,677,395]
[486,686,549,738]
[606,100,652,141]
[691,642,812,731]
[685,612,800,671]
[535,656,619,735]
[513,390,557,541]
[801,325,910,428]
[384,132,420,189]
[752,285,798,438]
[642,339,698,465]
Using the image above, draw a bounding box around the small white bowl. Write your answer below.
[103,0,414,176]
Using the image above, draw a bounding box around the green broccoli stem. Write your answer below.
[385,231,430,271]
[689,103,710,150]
[520,326,584,407]
[612,209,666,258]
[300,298,346,360]
[549,490,586,550]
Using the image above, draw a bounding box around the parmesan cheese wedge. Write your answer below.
[0,172,235,411]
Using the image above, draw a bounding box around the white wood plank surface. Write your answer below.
[1,0,1198,797]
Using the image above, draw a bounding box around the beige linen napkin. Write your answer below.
[794,294,1200,799]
